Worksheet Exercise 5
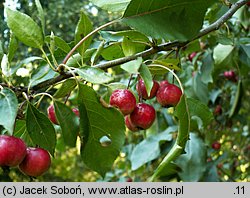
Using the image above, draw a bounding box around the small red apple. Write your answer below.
[125,115,139,132]
[188,52,197,62]
[223,70,237,82]
[0,135,27,167]
[19,147,51,177]
[110,89,136,115]
[126,177,133,182]
[130,103,156,130]
[212,141,221,150]
[47,104,58,125]
[156,83,182,107]
[214,105,222,116]
[72,108,79,117]
[159,80,169,87]
[136,79,159,99]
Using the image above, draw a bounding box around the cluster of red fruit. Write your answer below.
[223,70,237,82]
[0,135,51,177]
[109,79,182,132]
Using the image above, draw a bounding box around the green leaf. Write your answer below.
[122,36,136,56]
[0,41,3,59]
[0,88,18,134]
[35,0,45,35]
[53,79,77,99]
[139,63,153,96]
[10,56,43,76]
[101,44,124,60]
[90,0,130,12]
[75,66,113,84]
[45,35,71,54]
[75,11,93,55]
[175,133,207,181]
[150,59,181,75]
[26,103,56,155]
[151,95,190,180]
[229,80,242,118]
[54,101,79,147]
[187,98,214,130]
[131,127,174,170]
[78,83,125,177]
[1,54,10,77]
[5,8,44,48]
[193,72,209,104]
[200,53,214,84]
[213,44,234,66]
[122,0,215,41]
[120,57,142,74]
[7,33,18,62]
[91,41,105,65]
[107,82,127,91]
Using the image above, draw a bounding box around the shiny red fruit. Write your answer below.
[214,105,222,116]
[188,52,197,62]
[19,147,51,177]
[212,142,221,150]
[72,108,79,117]
[47,104,58,125]
[130,103,156,130]
[159,80,169,87]
[126,178,133,182]
[0,135,27,167]
[156,83,182,107]
[125,115,139,132]
[223,70,237,82]
[110,89,136,115]
[136,79,159,99]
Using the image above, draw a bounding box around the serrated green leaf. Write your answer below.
[78,83,125,177]
[193,72,209,104]
[0,88,18,134]
[121,57,142,74]
[139,63,153,96]
[122,0,215,41]
[0,41,3,59]
[53,79,77,99]
[7,33,18,62]
[90,0,130,12]
[107,82,127,91]
[175,133,207,181]
[1,54,10,77]
[26,103,56,155]
[10,56,43,76]
[35,0,45,35]
[122,36,136,56]
[201,53,213,84]
[101,44,124,60]
[187,98,214,129]
[213,44,234,66]
[150,59,181,75]
[75,66,113,84]
[131,127,174,170]
[151,95,190,180]
[5,8,44,48]
[91,41,104,65]
[75,11,93,55]
[54,101,79,147]
[45,35,71,54]
[229,79,242,118]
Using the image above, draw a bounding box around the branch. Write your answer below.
[28,0,247,92]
